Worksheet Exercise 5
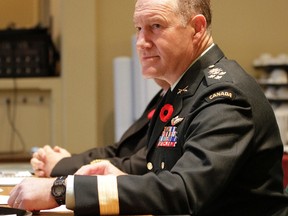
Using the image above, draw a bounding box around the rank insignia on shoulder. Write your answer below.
[157,126,178,147]
[206,90,235,102]
[207,68,226,80]
[204,64,233,86]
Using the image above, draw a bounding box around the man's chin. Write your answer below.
[141,68,159,79]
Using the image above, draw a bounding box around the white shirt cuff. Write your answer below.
[65,175,75,209]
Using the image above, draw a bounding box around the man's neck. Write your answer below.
[170,43,215,91]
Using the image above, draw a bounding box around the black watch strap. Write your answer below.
[51,176,67,205]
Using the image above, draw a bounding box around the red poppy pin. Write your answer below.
[147,108,156,120]
[159,104,174,123]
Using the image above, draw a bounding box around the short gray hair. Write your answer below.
[176,0,212,28]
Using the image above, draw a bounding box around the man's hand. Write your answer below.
[75,160,127,176]
[8,177,58,211]
[31,145,71,177]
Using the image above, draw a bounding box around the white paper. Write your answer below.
[0,214,16,216]
[0,171,32,186]
[0,177,26,186]
[0,195,72,213]
[0,195,9,205]
[40,205,73,213]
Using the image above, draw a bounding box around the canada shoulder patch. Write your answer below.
[205,90,235,102]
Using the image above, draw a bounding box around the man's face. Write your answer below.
[133,0,195,84]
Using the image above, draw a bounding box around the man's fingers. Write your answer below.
[34,169,46,177]
[30,157,45,176]
[53,146,61,152]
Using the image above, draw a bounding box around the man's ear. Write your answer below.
[189,14,207,42]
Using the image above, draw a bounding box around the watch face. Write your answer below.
[53,185,65,197]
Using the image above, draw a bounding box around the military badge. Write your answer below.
[177,86,188,94]
[157,126,178,147]
[171,116,184,126]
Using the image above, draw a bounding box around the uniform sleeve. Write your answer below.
[51,144,119,176]
[51,144,147,176]
[72,88,257,215]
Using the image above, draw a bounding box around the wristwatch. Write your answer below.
[51,176,67,205]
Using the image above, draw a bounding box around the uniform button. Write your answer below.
[161,162,165,169]
[147,162,153,170]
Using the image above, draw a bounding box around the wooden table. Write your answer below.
[0,152,31,163]
[0,186,13,196]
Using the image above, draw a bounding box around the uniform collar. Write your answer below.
[170,43,215,91]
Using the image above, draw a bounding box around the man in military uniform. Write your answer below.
[9,0,288,215]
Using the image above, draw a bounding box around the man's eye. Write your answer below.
[152,24,161,29]
[135,26,142,32]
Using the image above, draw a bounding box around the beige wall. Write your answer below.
[0,0,39,28]
[0,0,287,151]
[96,0,136,145]
[212,0,288,75]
